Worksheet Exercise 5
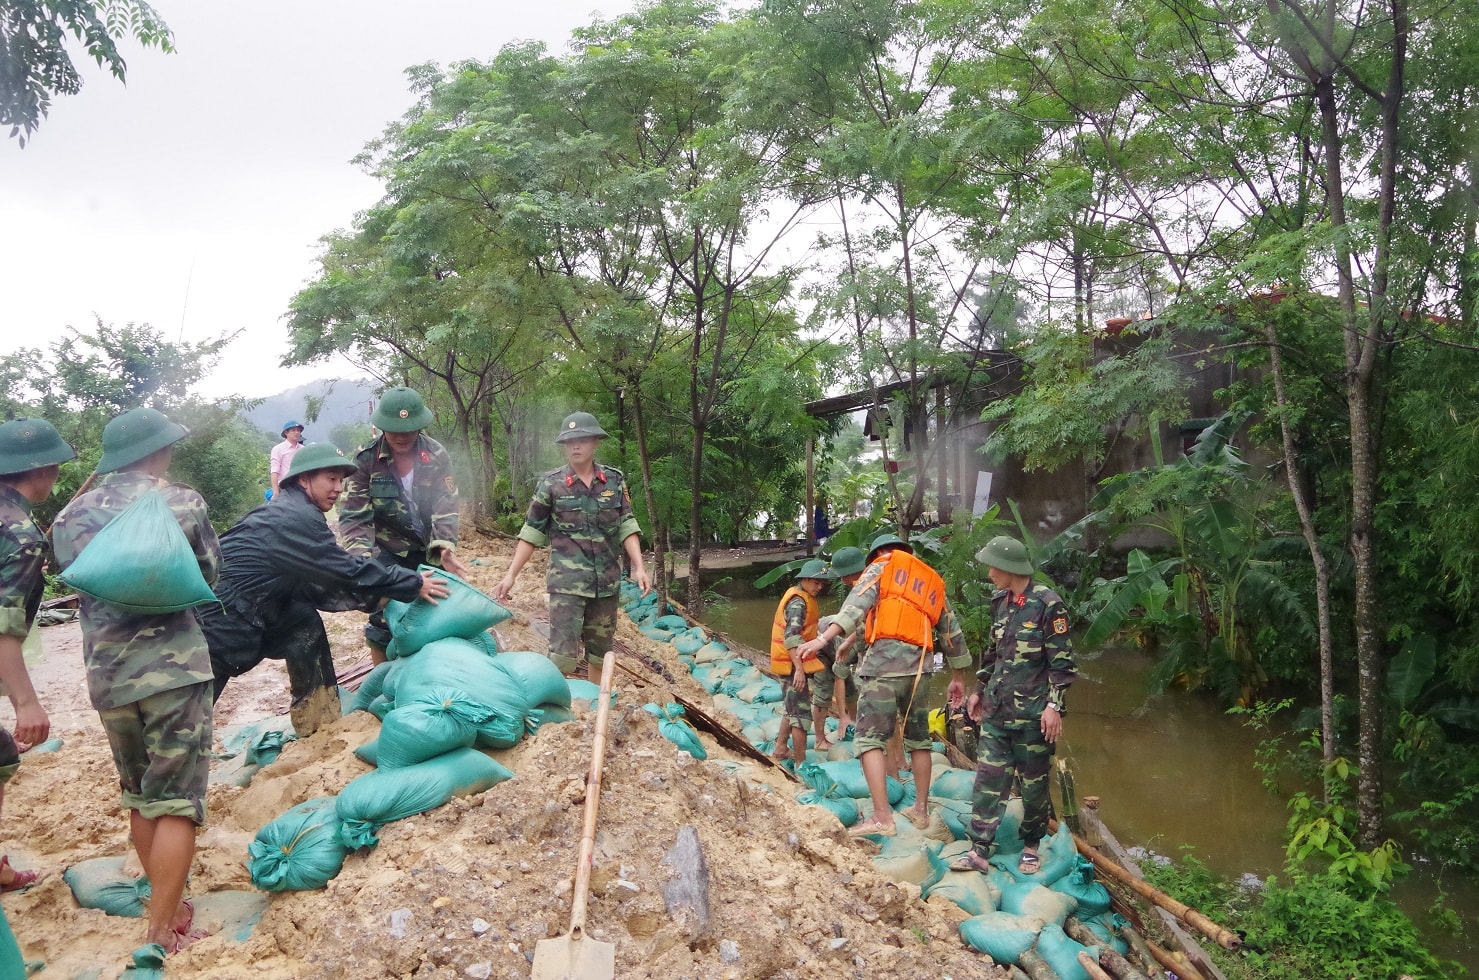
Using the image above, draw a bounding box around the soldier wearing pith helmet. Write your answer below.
[771,558,835,764]
[0,418,74,886]
[51,406,220,952]
[955,534,1077,878]
[495,411,649,681]
[339,386,468,665]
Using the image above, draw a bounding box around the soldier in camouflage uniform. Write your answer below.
[819,546,869,739]
[772,558,834,765]
[798,533,972,837]
[339,387,469,664]
[495,412,649,680]
[51,407,219,952]
[954,535,1076,875]
[0,418,74,891]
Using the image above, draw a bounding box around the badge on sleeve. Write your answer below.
[1052,616,1069,635]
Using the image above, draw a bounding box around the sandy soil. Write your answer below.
[1,536,1006,979]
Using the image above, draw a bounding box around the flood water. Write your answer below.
[687,565,1479,973]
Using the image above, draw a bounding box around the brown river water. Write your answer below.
[688,568,1479,973]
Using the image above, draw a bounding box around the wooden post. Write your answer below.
[936,384,950,524]
[805,435,815,557]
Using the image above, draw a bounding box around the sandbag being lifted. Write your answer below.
[384,566,511,657]
[58,490,217,613]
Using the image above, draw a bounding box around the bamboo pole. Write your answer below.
[1117,922,1166,978]
[1051,819,1242,951]
[1144,937,1208,980]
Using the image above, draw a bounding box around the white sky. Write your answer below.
[0,1,634,399]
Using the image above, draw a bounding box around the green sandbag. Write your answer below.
[796,790,860,826]
[642,703,706,759]
[929,767,978,801]
[567,678,605,705]
[376,693,490,769]
[694,641,729,663]
[653,614,688,631]
[121,943,167,978]
[247,796,349,892]
[0,905,26,980]
[336,748,514,849]
[872,839,945,888]
[245,728,296,767]
[799,760,904,804]
[735,678,784,704]
[354,739,380,766]
[366,694,394,720]
[720,667,763,695]
[1035,921,1099,980]
[63,855,151,917]
[1051,856,1113,917]
[537,704,576,726]
[958,911,1046,965]
[1072,912,1131,954]
[58,489,217,613]
[994,874,1078,924]
[351,661,397,712]
[673,634,705,656]
[931,797,974,840]
[492,652,571,708]
[994,821,1077,885]
[464,630,500,655]
[640,627,675,643]
[926,869,1001,916]
[387,638,530,747]
[384,566,511,656]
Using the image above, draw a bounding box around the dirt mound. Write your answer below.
[2,537,1005,978]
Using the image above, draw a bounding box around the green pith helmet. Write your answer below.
[867,532,913,562]
[977,535,1034,576]
[554,411,610,444]
[97,408,189,474]
[0,418,75,476]
[828,546,866,578]
[372,387,434,433]
[796,558,834,581]
[283,443,356,483]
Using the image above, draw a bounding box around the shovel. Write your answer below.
[532,652,618,980]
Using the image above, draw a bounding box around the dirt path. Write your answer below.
[0,534,1005,979]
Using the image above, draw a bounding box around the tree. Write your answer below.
[1,0,173,144]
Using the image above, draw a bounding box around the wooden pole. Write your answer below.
[1065,919,1150,980]
[1116,923,1166,978]
[1077,951,1115,980]
[805,436,815,557]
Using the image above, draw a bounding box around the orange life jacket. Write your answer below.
[770,586,824,674]
[865,550,946,651]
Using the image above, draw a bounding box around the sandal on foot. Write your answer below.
[846,819,897,839]
[169,900,210,953]
[949,851,992,873]
[0,857,39,894]
[1018,850,1041,875]
[904,807,930,831]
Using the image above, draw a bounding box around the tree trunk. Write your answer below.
[631,388,667,606]
[1264,316,1337,788]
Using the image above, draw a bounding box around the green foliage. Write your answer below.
[1,0,173,143]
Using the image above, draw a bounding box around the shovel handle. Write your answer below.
[568,652,616,940]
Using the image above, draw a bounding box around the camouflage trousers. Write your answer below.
[548,592,619,675]
[965,719,1055,857]
[97,681,213,825]
[853,673,932,755]
[781,666,834,730]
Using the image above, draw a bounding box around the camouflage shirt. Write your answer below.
[340,434,460,567]
[978,583,1076,726]
[517,463,642,599]
[0,486,49,639]
[831,559,972,679]
[52,471,221,710]
[782,595,810,651]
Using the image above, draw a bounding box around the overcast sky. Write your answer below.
[0,1,634,400]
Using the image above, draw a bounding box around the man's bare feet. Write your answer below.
[846,816,898,838]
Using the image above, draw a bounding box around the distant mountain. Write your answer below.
[241,378,380,444]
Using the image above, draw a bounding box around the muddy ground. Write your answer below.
[2,534,1006,979]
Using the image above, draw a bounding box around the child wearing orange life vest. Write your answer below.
[769,559,835,764]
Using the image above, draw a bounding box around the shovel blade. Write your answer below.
[530,933,616,980]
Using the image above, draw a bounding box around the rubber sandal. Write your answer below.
[949,851,992,873]
[169,900,210,953]
[0,857,39,894]
[1018,850,1041,875]
[846,819,897,839]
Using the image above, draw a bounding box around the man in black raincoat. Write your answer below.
[197,443,449,734]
